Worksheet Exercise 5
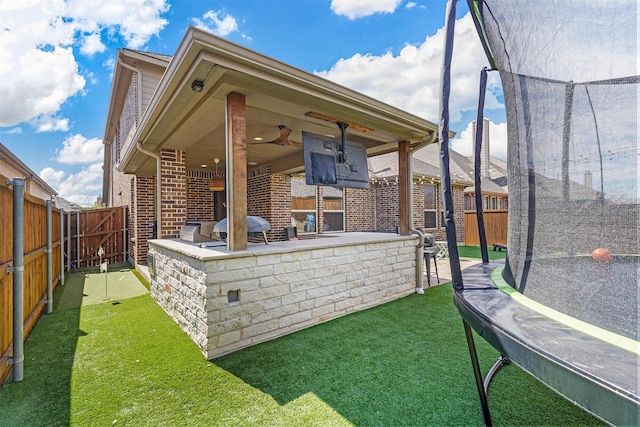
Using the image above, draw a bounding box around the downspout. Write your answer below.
[118,56,162,241]
[409,131,438,294]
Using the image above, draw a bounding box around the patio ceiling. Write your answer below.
[119,26,439,176]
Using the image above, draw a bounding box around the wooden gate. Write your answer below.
[66,207,127,268]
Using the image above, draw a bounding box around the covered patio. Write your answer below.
[105,26,441,357]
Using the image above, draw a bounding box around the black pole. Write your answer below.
[439,0,464,292]
[474,68,490,264]
[463,320,493,426]
[337,122,348,163]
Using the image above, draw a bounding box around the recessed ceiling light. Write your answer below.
[248,162,258,166]
[253,137,263,141]
[200,164,207,168]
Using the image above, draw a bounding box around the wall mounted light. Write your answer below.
[191,80,204,92]
[208,158,225,191]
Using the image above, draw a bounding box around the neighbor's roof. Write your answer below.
[0,143,57,196]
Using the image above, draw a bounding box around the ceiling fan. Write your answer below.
[251,125,302,148]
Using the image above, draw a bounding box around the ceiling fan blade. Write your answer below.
[249,126,302,147]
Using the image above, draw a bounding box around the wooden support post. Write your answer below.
[398,140,410,235]
[226,91,247,251]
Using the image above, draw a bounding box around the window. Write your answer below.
[323,186,344,232]
[291,177,317,234]
[424,184,438,228]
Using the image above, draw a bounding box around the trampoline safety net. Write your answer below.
[440,1,639,426]
[475,0,638,341]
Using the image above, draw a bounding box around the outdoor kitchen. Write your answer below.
[147,232,417,359]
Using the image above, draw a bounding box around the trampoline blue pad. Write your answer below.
[455,261,639,426]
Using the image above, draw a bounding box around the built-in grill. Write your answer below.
[179,221,219,243]
[214,216,271,244]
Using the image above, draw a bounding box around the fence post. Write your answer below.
[46,200,53,314]
[122,205,127,263]
[66,211,71,271]
[76,211,80,268]
[9,177,25,382]
[60,209,65,285]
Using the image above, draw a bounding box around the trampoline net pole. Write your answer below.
[463,320,493,427]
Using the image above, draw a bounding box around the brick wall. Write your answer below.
[149,235,417,359]
[375,183,400,232]
[186,170,215,221]
[451,183,466,243]
[266,173,293,240]
[345,187,375,231]
[127,158,468,265]
[372,181,466,242]
[160,149,186,238]
[248,166,293,242]
[134,175,155,264]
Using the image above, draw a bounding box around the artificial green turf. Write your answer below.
[53,264,148,311]
[0,284,602,426]
[457,245,507,261]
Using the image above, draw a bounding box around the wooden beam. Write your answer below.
[398,140,410,235]
[304,111,374,133]
[226,92,247,251]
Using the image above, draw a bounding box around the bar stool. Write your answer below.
[424,247,440,286]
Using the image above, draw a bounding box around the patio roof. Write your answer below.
[115,26,439,176]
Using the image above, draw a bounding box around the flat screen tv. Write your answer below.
[302,131,370,189]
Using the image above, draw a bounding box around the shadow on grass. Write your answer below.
[214,285,604,426]
[0,264,143,426]
[0,271,88,426]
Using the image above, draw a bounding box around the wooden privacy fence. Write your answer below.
[0,176,62,385]
[1,175,127,385]
[464,209,508,246]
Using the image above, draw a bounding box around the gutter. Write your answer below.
[118,56,162,240]
[409,131,438,294]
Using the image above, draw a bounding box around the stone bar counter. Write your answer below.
[148,232,417,359]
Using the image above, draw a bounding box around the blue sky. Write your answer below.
[0,0,506,206]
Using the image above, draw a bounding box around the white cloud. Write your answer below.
[2,127,22,135]
[193,10,239,37]
[80,33,106,56]
[55,134,104,164]
[40,162,103,206]
[32,115,70,133]
[331,0,403,19]
[316,12,503,124]
[0,0,169,128]
[451,120,507,161]
[40,167,67,187]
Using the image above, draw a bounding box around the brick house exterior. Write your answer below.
[103,34,466,267]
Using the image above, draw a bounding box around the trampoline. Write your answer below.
[437,1,639,426]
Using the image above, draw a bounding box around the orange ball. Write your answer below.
[591,248,612,263]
